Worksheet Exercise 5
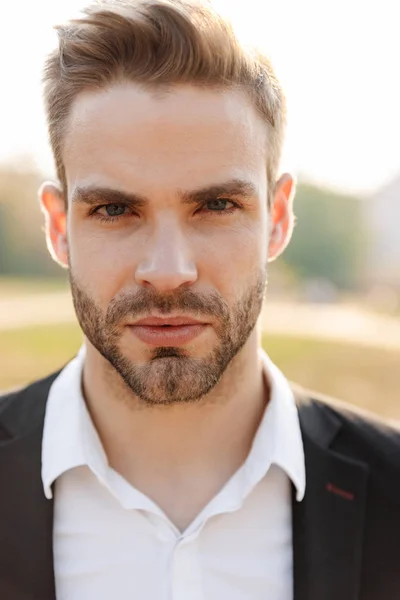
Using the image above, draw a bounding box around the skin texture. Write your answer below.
[40,83,295,529]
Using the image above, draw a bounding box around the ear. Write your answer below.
[268,173,296,262]
[38,181,69,268]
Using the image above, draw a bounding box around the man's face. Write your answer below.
[43,84,292,405]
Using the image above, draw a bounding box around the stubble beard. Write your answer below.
[69,271,267,406]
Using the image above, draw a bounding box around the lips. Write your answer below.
[128,315,208,347]
[133,316,204,327]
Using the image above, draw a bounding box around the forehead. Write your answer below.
[63,83,268,195]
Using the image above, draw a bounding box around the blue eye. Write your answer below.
[206,199,233,211]
[105,204,126,216]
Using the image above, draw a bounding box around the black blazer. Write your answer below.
[0,370,400,600]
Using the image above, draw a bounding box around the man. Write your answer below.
[1,0,399,598]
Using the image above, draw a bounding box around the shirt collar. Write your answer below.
[41,347,305,502]
[42,346,91,499]
[255,349,305,501]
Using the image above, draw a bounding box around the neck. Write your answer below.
[81,330,269,528]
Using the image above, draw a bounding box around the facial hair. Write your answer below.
[69,271,267,405]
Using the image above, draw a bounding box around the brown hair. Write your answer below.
[43,0,287,202]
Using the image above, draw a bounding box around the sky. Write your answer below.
[1,0,399,195]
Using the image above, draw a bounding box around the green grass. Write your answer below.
[0,276,69,297]
[1,322,399,420]
[0,323,83,391]
[262,334,400,420]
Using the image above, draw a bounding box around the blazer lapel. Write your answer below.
[0,374,59,600]
[292,391,369,600]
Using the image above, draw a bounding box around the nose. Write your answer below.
[135,220,198,292]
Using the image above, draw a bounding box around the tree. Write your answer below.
[0,162,60,277]
[282,182,367,289]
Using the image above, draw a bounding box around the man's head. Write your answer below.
[40,0,295,405]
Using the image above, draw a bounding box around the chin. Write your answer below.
[102,340,225,405]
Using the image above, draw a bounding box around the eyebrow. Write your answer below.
[71,187,147,208]
[71,179,258,208]
[179,179,258,205]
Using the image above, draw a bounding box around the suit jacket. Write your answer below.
[0,370,399,600]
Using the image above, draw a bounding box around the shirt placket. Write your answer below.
[171,534,203,600]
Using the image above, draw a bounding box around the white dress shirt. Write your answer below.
[42,347,305,600]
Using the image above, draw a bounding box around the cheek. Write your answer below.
[199,222,266,297]
[67,222,133,304]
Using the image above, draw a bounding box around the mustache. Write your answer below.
[105,287,230,326]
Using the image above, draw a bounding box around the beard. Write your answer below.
[69,270,267,406]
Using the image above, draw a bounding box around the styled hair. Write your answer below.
[43,0,287,201]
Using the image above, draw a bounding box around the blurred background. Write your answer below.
[1,0,399,418]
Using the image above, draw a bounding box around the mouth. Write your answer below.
[128,315,208,347]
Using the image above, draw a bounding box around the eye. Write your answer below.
[204,198,235,212]
[89,202,134,223]
[104,204,126,217]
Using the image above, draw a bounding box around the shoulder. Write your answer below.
[0,370,62,440]
[292,383,400,472]
[0,371,61,408]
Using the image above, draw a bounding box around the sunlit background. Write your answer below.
[1,0,399,418]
